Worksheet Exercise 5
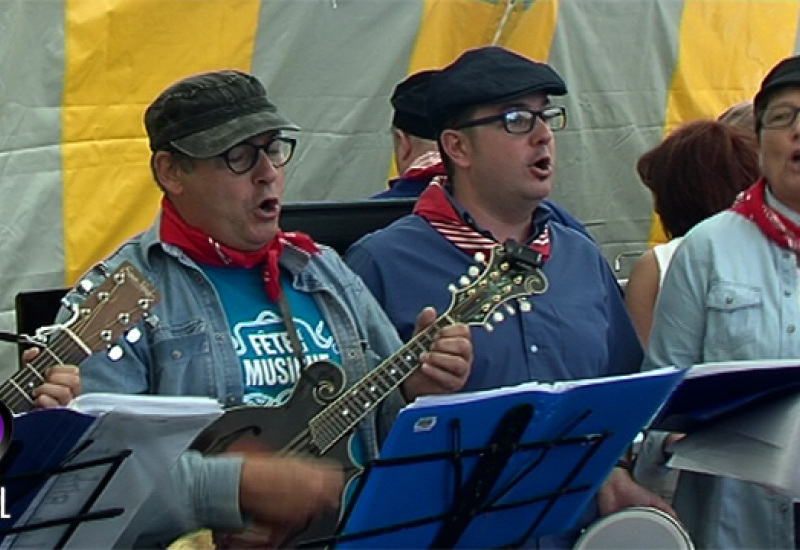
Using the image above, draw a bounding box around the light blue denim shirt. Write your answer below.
[645,198,800,549]
[64,215,407,547]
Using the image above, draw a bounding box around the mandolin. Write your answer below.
[189,241,548,548]
[0,261,160,414]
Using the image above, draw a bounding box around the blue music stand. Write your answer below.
[314,368,685,549]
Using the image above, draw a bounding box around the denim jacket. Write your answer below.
[645,207,800,549]
[66,215,407,547]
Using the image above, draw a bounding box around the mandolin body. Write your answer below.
[190,360,360,548]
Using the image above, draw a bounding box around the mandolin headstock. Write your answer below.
[446,240,548,330]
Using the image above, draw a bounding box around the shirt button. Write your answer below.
[172,349,183,359]
[786,291,792,297]
[725,296,733,305]
[226,394,237,405]
[788,325,796,334]
[530,344,539,353]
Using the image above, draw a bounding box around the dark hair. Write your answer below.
[636,119,759,239]
[437,105,481,179]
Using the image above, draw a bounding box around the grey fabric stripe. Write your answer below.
[0,0,67,377]
[250,0,423,201]
[548,0,684,276]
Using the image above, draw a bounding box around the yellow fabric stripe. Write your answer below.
[409,0,557,70]
[651,0,800,245]
[504,0,558,61]
[62,0,260,284]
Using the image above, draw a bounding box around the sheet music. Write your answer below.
[652,358,800,432]
[3,395,222,549]
[668,392,800,498]
[407,366,684,408]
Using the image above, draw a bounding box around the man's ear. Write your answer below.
[440,129,471,169]
[152,151,184,195]
[394,128,413,164]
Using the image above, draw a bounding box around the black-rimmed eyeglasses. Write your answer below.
[761,105,800,130]
[452,106,567,134]
[221,136,297,174]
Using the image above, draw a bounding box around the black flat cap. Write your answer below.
[391,70,438,140]
[427,46,567,135]
[754,55,800,113]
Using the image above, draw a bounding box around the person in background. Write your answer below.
[371,69,443,199]
[347,45,672,548]
[57,69,472,547]
[624,120,760,509]
[717,100,756,136]
[372,69,592,239]
[645,55,800,548]
[624,120,760,346]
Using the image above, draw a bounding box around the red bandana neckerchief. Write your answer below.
[159,198,319,301]
[730,177,800,260]
[413,179,551,261]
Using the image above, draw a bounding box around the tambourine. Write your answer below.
[573,507,694,549]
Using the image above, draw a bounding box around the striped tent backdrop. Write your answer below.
[0,0,797,379]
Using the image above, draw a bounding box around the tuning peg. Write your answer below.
[484,323,494,332]
[91,262,111,278]
[504,304,516,316]
[474,252,486,264]
[518,299,532,313]
[492,311,504,323]
[467,266,481,278]
[448,283,458,293]
[459,276,471,287]
[126,327,142,343]
[107,345,124,361]
[77,278,94,295]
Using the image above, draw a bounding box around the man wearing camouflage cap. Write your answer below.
[53,69,473,547]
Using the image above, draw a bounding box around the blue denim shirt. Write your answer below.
[645,205,800,549]
[67,215,407,547]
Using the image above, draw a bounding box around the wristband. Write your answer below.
[615,458,634,473]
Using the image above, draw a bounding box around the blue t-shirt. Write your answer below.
[201,265,341,406]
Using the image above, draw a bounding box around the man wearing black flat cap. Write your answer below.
[372,69,591,239]
[372,70,445,199]
[347,45,672,547]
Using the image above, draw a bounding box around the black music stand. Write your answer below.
[0,449,129,549]
[0,409,130,549]
[307,368,685,549]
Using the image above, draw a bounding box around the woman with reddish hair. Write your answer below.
[625,120,760,346]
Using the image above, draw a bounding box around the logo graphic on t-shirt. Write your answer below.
[232,311,339,406]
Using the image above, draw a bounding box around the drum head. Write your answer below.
[574,507,694,549]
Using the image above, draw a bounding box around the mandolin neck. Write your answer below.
[307,316,448,454]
